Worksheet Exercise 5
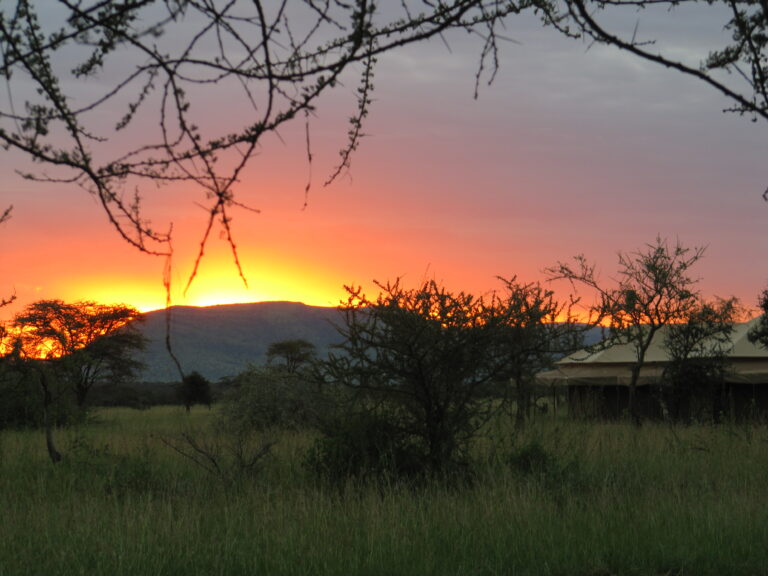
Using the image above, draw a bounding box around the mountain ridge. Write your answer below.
[132,301,605,383]
[135,301,343,382]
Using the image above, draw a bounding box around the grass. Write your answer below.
[2,407,768,575]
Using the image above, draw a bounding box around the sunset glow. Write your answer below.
[1,12,766,322]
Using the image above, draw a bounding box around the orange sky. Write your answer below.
[1,11,767,321]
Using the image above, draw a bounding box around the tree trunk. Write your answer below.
[39,370,62,464]
[515,376,529,430]
[75,383,88,408]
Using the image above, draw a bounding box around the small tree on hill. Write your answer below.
[178,371,212,412]
[548,236,705,424]
[266,339,317,375]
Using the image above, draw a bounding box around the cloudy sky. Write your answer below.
[0,4,765,317]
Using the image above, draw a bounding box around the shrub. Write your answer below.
[305,411,425,485]
[508,439,584,490]
[320,280,530,478]
[221,365,326,431]
[0,364,81,429]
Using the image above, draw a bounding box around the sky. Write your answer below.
[0,4,766,320]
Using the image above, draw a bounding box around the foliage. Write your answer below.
[305,411,425,485]
[1,299,143,460]
[11,299,146,407]
[548,236,707,422]
[319,278,572,478]
[178,371,212,412]
[0,356,77,429]
[748,287,768,349]
[662,297,741,422]
[0,1,765,269]
[266,339,317,375]
[221,365,326,432]
[495,276,582,428]
[507,438,583,491]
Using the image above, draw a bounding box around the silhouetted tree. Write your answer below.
[8,300,144,463]
[179,371,212,412]
[0,1,765,277]
[13,300,146,407]
[320,278,563,477]
[748,288,768,349]
[548,236,706,424]
[266,339,317,375]
[495,276,582,429]
[663,297,741,422]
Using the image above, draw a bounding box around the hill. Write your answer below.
[135,301,342,382]
[132,301,606,383]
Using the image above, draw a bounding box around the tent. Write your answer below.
[537,317,768,419]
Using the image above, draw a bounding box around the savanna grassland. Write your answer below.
[2,407,768,576]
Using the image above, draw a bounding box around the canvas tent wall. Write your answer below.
[537,317,768,420]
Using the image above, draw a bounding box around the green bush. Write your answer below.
[0,366,81,429]
[305,411,425,485]
[508,438,584,490]
[221,366,325,432]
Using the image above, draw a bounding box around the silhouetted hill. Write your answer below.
[133,301,607,383]
[135,302,342,382]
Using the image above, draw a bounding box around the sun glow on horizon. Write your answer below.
[47,262,352,315]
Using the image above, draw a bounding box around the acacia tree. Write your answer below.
[548,236,705,423]
[0,1,765,283]
[320,280,511,475]
[178,370,212,412]
[9,300,144,463]
[318,277,575,477]
[13,300,146,408]
[663,297,741,422]
[0,206,13,309]
[266,339,317,375]
[495,276,582,429]
[0,1,533,284]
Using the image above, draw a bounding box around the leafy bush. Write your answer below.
[221,365,326,431]
[321,279,550,478]
[305,411,425,485]
[0,364,81,429]
[508,439,584,490]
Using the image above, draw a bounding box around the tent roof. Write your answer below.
[558,316,767,365]
[537,317,768,387]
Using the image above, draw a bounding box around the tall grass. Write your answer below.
[2,407,768,575]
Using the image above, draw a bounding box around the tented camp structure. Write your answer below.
[537,317,768,420]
